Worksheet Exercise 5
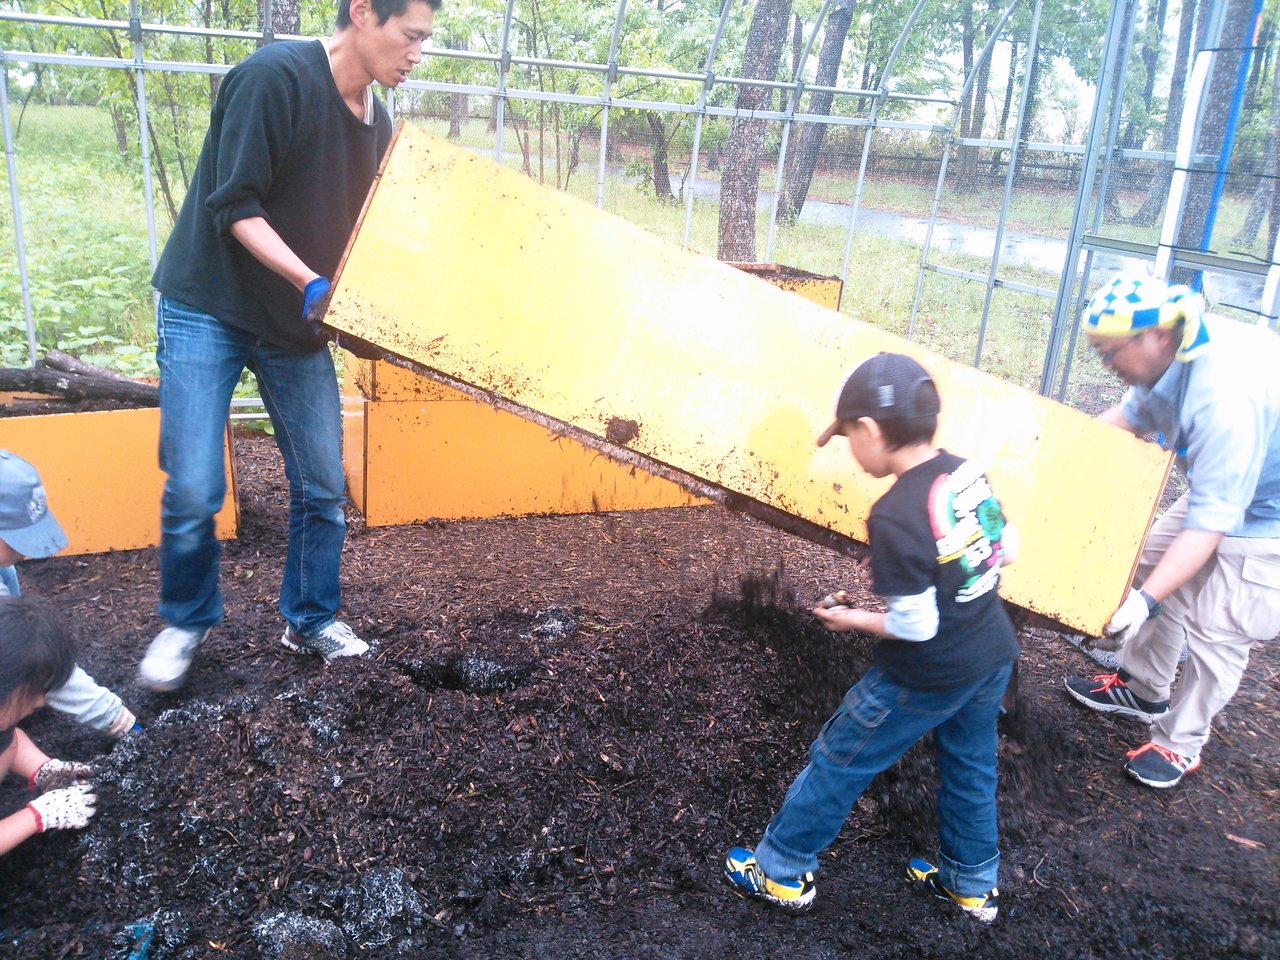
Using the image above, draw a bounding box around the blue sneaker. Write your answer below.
[722,847,816,913]
[906,858,998,923]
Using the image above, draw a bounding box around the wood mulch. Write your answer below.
[0,431,1275,959]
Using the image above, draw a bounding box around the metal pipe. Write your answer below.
[1153,50,1212,279]
[973,0,1042,368]
[1153,0,1228,281]
[1261,220,1280,327]
[596,0,628,209]
[1055,0,1138,397]
[925,262,1056,297]
[0,56,37,365]
[130,0,158,272]
[764,0,837,261]
[493,0,516,166]
[908,0,1021,339]
[839,0,930,284]
[1045,0,1143,397]
[681,0,736,248]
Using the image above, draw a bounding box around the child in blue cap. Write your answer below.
[0,450,138,738]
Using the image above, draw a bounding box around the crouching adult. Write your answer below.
[1064,270,1280,788]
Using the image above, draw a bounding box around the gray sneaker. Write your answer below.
[138,625,211,691]
[279,621,369,662]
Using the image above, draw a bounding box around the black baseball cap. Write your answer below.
[816,353,940,447]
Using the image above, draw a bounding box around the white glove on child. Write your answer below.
[30,758,96,793]
[1100,588,1153,650]
[27,782,98,832]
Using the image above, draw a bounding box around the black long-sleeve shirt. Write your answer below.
[153,40,392,352]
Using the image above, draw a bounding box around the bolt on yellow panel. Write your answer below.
[0,408,238,557]
[326,124,1171,635]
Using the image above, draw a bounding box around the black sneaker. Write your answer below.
[906,858,998,923]
[1064,669,1168,723]
[1124,741,1201,788]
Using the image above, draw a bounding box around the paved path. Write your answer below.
[687,177,1264,311]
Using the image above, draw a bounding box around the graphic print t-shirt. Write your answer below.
[868,450,1018,690]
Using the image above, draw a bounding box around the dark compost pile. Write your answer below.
[1,432,1276,959]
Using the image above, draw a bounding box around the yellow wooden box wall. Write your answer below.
[341,372,704,526]
[0,408,238,557]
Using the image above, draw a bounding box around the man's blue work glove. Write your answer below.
[301,276,385,360]
[302,276,332,338]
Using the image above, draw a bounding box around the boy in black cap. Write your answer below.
[723,352,1019,922]
[0,450,138,738]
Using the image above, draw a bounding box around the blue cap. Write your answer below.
[0,450,68,559]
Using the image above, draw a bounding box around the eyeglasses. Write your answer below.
[1090,331,1147,366]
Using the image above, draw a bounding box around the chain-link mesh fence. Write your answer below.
[0,0,1274,412]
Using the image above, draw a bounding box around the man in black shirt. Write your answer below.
[139,0,439,691]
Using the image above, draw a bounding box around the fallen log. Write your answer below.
[0,366,159,406]
[40,349,141,385]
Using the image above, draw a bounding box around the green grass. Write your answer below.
[0,104,159,374]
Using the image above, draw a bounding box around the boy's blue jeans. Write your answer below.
[755,662,1014,898]
[156,296,346,635]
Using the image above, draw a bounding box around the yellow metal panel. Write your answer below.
[327,125,1171,634]
[732,263,844,311]
[345,394,703,526]
[0,408,238,557]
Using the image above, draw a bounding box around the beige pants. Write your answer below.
[1120,495,1280,757]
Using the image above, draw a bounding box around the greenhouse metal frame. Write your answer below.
[0,0,1273,401]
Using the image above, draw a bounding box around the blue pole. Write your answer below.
[1194,0,1265,292]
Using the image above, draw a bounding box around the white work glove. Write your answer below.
[30,759,96,793]
[26,782,98,832]
[1100,588,1154,650]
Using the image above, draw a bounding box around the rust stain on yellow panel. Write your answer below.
[327,124,1171,635]
[731,263,844,311]
[0,408,238,557]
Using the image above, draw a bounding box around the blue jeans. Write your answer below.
[156,296,346,635]
[755,662,1013,898]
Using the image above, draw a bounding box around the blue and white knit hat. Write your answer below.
[1083,270,1210,362]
